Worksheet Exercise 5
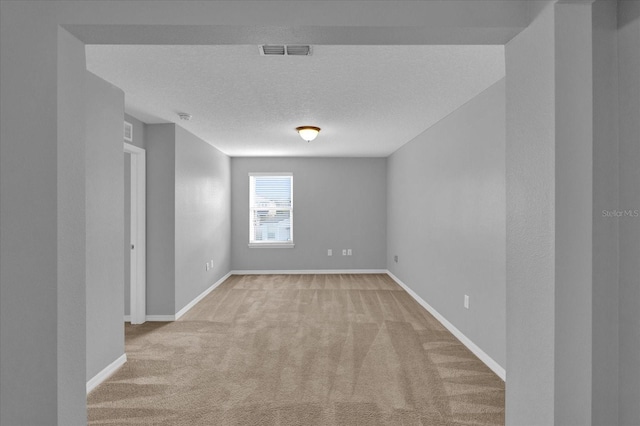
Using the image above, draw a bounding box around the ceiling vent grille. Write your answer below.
[261,45,285,55]
[260,45,312,56]
[286,45,311,56]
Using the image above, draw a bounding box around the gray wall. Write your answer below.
[174,126,231,312]
[506,2,635,424]
[123,114,146,317]
[231,158,386,271]
[0,7,62,414]
[146,124,231,315]
[1,15,90,422]
[387,79,506,369]
[85,72,125,381]
[554,2,623,424]
[591,1,620,423]
[146,124,177,315]
[125,113,146,150]
[554,3,596,424]
[618,2,640,424]
[505,3,556,423]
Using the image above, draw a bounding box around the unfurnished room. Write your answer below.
[1,1,639,426]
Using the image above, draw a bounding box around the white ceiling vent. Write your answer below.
[260,45,312,56]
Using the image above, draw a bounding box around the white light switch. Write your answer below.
[464,295,469,309]
[328,249,332,256]
[347,249,352,256]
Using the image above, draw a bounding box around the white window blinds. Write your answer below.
[249,173,293,246]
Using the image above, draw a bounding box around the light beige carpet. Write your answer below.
[88,274,504,425]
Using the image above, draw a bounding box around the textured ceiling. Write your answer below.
[86,45,504,157]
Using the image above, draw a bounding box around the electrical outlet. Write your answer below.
[394,255,398,263]
[342,249,347,256]
[328,249,332,256]
[347,249,352,256]
[464,295,469,309]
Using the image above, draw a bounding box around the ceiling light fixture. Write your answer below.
[296,126,321,142]
[177,112,192,121]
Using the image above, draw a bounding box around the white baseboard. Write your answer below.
[230,269,387,275]
[145,315,175,321]
[86,353,127,394]
[386,271,506,381]
[174,271,233,320]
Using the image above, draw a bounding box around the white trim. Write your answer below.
[124,315,131,322]
[248,172,293,177]
[248,243,295,248]
[231,269,387,275]
[86,353,127,394]
[123,142,144,155]
[124,143,146,325]
[145,315,175,321]
[386,271,506,381]
[174,271,233,320]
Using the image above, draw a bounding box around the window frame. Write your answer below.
[248,172,294,248]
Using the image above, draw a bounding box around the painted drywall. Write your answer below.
[57,27,90,426]
[231,158,386,271]
[64,1,528,46]
[505,3,556,424]
[125,113,146,150]
[1,15,90,423]
[85,71,125,382]
[0,7,63,422]
[506,2,628,423]
[591,1,620,424]
[146,124,231,315]
[618,2,640,424]
[146,124,176,315]
[554,3,625,423]
[387,79,506,369]
[0,13,60,415]
[174,126,231,312]
[124,114,146,317]
[554,3,594,424]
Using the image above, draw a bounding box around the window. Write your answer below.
[249,173,294,247]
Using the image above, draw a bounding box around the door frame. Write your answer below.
[124,142,146,324]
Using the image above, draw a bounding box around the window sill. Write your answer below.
[248,242,295,248]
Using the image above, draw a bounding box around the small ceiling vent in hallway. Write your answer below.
[260,45,312,56]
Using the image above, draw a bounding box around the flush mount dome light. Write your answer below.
[296,126,321,142]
